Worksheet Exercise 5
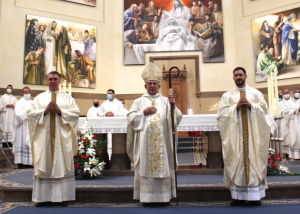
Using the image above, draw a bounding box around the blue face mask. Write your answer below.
[279,98,282,102]
[107,94,112,100]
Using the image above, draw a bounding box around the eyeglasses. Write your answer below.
[146,82,159,86]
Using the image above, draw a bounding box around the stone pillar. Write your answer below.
[207,131,224,169]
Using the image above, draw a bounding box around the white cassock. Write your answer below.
[99,98,124,117]
[280,98,300,159]
[100,98,124,159]
[127,93,182,203]
[87,106,101,118]
[217,85,273,201]
[119,106,129,117]
[27,90,79,203]
[0,94,18,144]
[12,97,33,165]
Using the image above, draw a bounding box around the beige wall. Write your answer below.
[1,0,300,115]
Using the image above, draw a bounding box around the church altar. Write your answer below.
[78,114,219,133]
[78,114,222,170]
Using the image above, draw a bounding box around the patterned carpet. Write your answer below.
[0,199,299,214]
[0,168,300,189]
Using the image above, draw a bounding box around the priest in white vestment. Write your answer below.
[12,87,33,168]
[119,99,129,116]
[87,99,101,118]
[127,62,182,205]
[217,67,273,206]
[0,85,18,147]
[27,71,80,207]
[99,89,124,117]
[280,88,300,159]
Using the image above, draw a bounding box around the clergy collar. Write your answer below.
[47,89,61,93]
[143,93,161,99]
[236,85,246,91]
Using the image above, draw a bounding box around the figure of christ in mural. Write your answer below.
[43,21,60,76]
[24,46,45,85]
[71,50,94,85]
[282,13,300,66]
[194,13,222,61]
[57,26,72,79]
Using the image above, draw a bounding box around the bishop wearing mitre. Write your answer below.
[27,71,80,207]
[127,62,182,206]
[217,67,274,206]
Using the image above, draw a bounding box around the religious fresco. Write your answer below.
[24,15,97,88]
[123,0,224,65]
[63,0,96,7]
[252,7,300,83]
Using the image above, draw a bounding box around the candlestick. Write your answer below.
[273,72,280,116]
[270,74,275,116]
[63,80,67,93]
[267,76,272,115]
[68,82,72,96]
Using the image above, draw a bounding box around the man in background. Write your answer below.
[87,99,101,118]
[99,89,123,117]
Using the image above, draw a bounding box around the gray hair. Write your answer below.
[131,4,137,8]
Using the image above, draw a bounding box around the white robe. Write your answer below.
[280,98,300,159]
[27,90,80,202]
[217,85,272,201]
[119,106,129,117]
[99,98,124,117]
[87,106,101,118]
[0,94,18,143]
[12,97,33,165]
[43,30,58,75]
[127,93,182,203]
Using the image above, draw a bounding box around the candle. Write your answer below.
[273,72,280,116]
[63,80,67,93]
[270,74,275,116]
[68,82,72,96]
[267,76,272,115]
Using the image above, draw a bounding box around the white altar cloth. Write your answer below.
[78,114,219,134]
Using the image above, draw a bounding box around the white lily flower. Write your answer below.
[84,162,90,172]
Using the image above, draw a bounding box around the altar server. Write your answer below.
[99,89,124,117]
[12,87,33,169]
[280,88,300,159]
[217,67,273,206]
[87,99,101,118]
[127,62,182,205]
[0,85,18,147]
[27,71,80,206]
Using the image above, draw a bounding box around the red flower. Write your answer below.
[93,135,97,140]
[86,170,89,175]
[99,155,103,159]
[94,145,96,148]
[74,158,77,162]
[74,152,78,157]
[83,139,88,143]
[77,131,82,135]
[80,156,89,159]
[272,164,278,170]
[74,164,79,169]
[78,144,80,146]
[268,157,275,165]
[280,157,282,162]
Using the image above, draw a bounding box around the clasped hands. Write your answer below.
[237,96,251,109]
[144,96,175,115]
[45,101,61,115]
[6,104,14,109]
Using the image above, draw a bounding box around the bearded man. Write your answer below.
[217,67,273,206]
[127,62,182,205]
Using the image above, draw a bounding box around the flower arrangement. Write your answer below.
[74,119,106,179]
[267,148,289,175]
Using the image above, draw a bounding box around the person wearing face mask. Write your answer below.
[0,85,18,148]
[119,99,129,116]
[279,88,300,159]
[12,87,33,169]
[99,89,123,117]
[87,99,101,118]
[278,89,283,102]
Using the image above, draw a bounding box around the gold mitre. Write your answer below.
[141,62,162,83]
